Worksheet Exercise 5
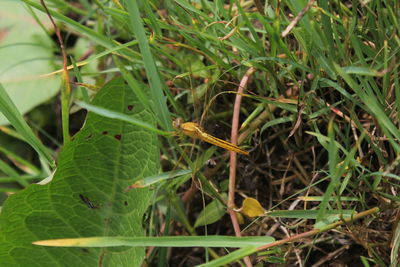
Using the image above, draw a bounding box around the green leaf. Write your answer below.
[0,0,61,125]
[194,194,227,228]
[0,78,159,266]
[33,235,275,248]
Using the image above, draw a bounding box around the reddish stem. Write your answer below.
[228,67,256,266]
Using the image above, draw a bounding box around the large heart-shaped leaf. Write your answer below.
[0,0,61,125]
[0,78,159,266]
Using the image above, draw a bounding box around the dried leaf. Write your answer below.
[241,197,266,218]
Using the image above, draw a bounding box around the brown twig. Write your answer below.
[39,1,69,82]
[256,207,380,252]
[281,0,316,38]
[219,27,237,41]
[228,67,256,267]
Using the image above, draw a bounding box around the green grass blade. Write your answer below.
[21,0,138,60]
[134,169,192,187]
[0,145,40,175]
[0,83,53,166]
[334,63,400,153]
[197,246,258,267]
[75,101,171,136]
[33,236,274,248]
[391,219,400,266]
[125,0,172,130]
[316,119,339,223]
[0,159,29,187]
[268,209,356,219]
[70,56,89,103]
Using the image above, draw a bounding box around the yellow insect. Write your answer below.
[173,118,249,156]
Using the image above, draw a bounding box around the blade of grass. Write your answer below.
[21,0,138,61]
[197,246,258,267]
[316,119,339,223]
[0,146,40,175]
[75,101,171,136]
[391,219,400,266]
[33,236,275,248]
[174,0,212,20]
[125,0,172,130]
[334,63,400,153]
[0,83,53,166]
[41,40,141,78]
[234,0,264,54]
[70,56,89,103]
[0,159,28,187]
[132,169,192,188]
[268,209,356,219]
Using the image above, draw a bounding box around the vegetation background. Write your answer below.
[0,0,399,266]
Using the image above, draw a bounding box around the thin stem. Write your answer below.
[256,207,380,252]
[40,0,71,144]
[228,67,256,267]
